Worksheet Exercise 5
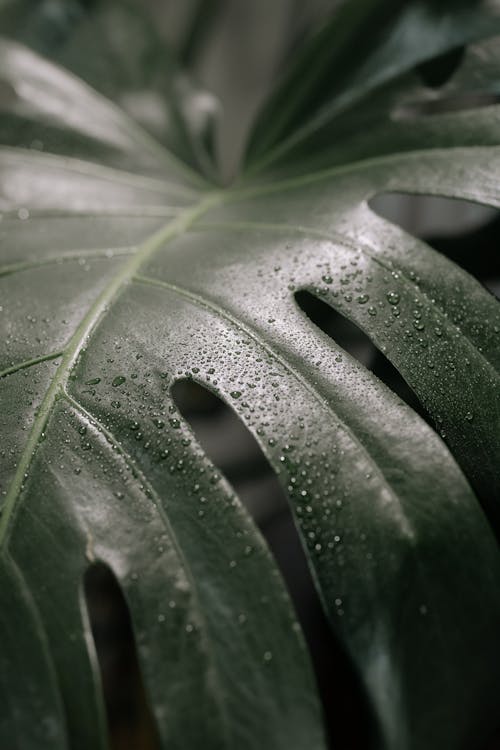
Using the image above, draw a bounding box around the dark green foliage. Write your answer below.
[0,2,499,748]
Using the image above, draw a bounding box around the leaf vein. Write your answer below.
[0,350,64,379]
[0,193,220,546]
[133,272,416,540]
[62,391,233,748]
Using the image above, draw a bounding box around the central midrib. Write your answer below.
[0,191,221,546]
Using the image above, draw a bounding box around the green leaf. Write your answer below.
[0,556,68,749]
[0,0,220,178]
[245,0,500,173]
[1,2,500,749]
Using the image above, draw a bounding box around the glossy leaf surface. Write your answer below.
[1,2,499,749]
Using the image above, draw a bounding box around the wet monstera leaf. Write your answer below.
[1,1,500,749]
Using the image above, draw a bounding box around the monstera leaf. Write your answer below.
[1,1,500,749]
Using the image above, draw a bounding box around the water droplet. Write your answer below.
[357,294,369,304]
[230,391,242,399]
[112,375,126,387]
[386,291,400,305]
[85,377,101,385]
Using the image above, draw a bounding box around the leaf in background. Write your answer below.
[245,0,500,173]
[0,0,220,178]
[1,2,500,750]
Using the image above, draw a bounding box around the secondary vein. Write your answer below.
[0,249,135,279]
[62,391,233,747]
[0,350,64,379]
[132,272,416,540]
[0,191,221,546]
